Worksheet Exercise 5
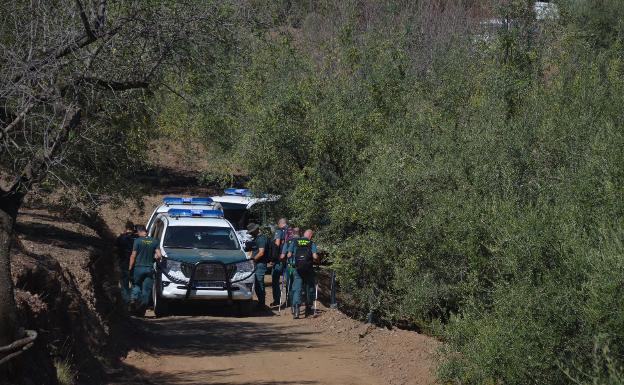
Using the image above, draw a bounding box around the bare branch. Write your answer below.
[95,0,107,31]
[1,102,35,141]
[8,107,82,197]
[82,77,149,91]
[160,82,197,107]
[75,0,96,40]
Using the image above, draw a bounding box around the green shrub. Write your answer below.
[166,1,624,383]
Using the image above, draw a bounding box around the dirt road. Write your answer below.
[101,192,438,385]
[106,292,438,385]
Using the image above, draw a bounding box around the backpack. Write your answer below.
[268,227,293,263]
[294,238,313,274]
[265,233,278,263]
[284,227,296,243]
[116,233,136,261]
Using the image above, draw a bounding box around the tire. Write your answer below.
[152,279,169,318]
[236,300,253,317]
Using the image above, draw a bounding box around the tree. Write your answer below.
[0,0,227,349]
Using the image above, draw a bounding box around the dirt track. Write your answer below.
[106,288,438,385]
[101,190,438,385]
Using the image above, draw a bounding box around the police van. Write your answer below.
[149,199,255,317]
[211,188,280,246]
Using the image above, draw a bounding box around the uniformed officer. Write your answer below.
[248,223,268,309]
[282,226,300,307]
[270,218,288,307]
[116,220,136,303]
[287,229,319,319]
[128,225,162,314]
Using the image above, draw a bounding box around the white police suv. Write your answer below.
[149,201,255,317]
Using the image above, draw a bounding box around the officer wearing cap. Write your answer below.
[248,223,268,309]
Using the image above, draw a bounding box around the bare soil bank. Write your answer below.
[8,207,123,385]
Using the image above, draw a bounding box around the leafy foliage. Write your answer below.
[158,1,624,384]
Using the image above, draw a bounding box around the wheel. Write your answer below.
[152,279,169,318]
[236,300,253,317]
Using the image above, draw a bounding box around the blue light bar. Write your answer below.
[163,197,213,205]
[167,209,224,218]
[223,188,253,197]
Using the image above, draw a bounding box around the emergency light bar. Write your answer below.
[167,209,224,218]
[223,188,253,197]
[163,197,213,205]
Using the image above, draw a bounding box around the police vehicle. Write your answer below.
[149,200,255,317]
[211,188,279,245]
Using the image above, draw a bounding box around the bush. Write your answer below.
[173,1,624,383]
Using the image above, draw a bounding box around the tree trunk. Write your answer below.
[0,108,80,348]
[0,196,20,347]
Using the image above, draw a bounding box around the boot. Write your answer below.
[293,306,300,319]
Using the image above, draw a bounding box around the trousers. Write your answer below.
[254,262,267,305]
[131,266,153,307]
[271,261,285,304]
[291,268,316,308]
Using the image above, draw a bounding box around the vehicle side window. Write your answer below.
[249,202,276,226]
[146,209,158,232]
[152,220,164,241]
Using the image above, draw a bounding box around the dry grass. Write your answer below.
[54,359,76,385]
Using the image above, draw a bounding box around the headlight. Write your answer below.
[161,259,189,283]
[230,260,255,283]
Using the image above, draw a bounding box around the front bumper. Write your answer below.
[156,260,254,302]
[159,276,254,301]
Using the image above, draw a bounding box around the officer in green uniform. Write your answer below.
[116,220,136,303]
[287,229,319,319]
[248,223,268,309]
[270,218,288,307]
[128,225,162,314]
[281,227,301,307]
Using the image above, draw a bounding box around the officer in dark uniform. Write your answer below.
[281,226,300,307]
[116,221,136,303]
[248,223,268,309]
[129,225,162,314]
[287,229,319,319]
[270,218,288,307]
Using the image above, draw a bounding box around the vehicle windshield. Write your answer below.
[163,226,240,250]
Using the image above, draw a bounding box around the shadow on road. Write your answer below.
[159,301,276,318]
[111,365,318,385]
[128,314,322,358]
[108,304,326,385]
[111,364,318,385]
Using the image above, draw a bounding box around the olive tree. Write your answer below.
[0,0,228,349]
